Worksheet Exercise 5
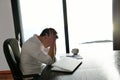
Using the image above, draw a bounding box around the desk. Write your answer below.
[41,43,120,80]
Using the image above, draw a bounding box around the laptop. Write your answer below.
[51,57,82,73]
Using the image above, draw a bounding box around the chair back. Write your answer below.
[3,38,23,80]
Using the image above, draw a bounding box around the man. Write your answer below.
[20,28,58,80]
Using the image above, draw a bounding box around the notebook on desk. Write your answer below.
[51,57,82,73]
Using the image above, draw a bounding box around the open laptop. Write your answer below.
[51,57,82,73]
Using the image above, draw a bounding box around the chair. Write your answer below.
[3,38,38,80]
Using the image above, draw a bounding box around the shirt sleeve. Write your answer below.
[27,43,53,65]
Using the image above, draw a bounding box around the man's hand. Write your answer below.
[47,30,57,59]
[48,30,56,46]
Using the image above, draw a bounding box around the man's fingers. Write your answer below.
[49,30,54,37]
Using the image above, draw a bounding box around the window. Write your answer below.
[66,0,113,50]
[19,0,113,53]
[19,0,66,53]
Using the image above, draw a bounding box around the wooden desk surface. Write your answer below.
[41,43,120,80]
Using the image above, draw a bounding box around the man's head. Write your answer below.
[40,28,58,39]
[39,28,58,47]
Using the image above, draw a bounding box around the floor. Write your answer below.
[0,71,13,80]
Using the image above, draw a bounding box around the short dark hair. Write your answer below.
[40,28,58,39]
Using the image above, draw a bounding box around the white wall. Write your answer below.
[0,0,15,70]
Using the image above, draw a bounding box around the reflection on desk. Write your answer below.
[41,59,119,80]
[41,43,120,80]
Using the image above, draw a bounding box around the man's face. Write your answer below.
[44,33,56,47]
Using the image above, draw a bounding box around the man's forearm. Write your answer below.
[48,44,55,59]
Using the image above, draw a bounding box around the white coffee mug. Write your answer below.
[71,48,79,55]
